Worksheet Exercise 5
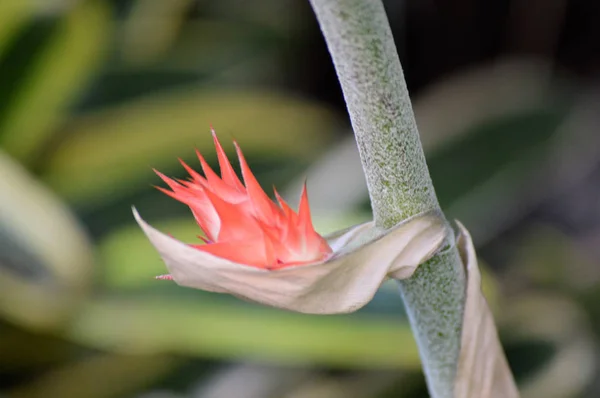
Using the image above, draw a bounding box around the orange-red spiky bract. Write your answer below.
[155,130,332,269]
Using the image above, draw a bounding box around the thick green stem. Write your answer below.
[308,1,466,397]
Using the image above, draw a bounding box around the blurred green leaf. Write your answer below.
[153,19,284,75]
[76,69,207,111]
[359,107,567,214]
[0,0,111,163]
[79,16,289,111]
[406,107,569,244]
[510,224,600,292]
[0,1,32,57]
[0,19,59,134]
[41,88,341,207]
[67,293,421,369]
[429,110,564,208]
[99,217,201,287]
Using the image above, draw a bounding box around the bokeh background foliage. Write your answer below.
[1,0,600,397]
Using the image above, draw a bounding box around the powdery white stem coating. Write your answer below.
[309,0,437,225]
[308,1,466,397]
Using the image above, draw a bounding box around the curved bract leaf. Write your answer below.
[0,0,110,163]
[99,212,372,289]
[42,89,340,205]
[97,210,504,315]
[454,222,519,398]
[134,208,448,314]
[0,151,94,329]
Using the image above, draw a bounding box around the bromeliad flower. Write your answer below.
[152,131,332,270]
[134,129,451,314]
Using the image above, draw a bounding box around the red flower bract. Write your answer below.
[154,130,332,269]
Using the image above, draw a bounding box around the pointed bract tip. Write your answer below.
[153,169,175,183]
[131,206,151,232]
[297,181,314,230]
[156,274,174,280]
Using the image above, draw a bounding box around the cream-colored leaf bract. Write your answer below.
[454,221,519,398]
[133,208,448,314]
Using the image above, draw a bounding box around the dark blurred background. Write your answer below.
[1,0,599,397]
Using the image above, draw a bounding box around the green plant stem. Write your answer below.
[308,1,466,397]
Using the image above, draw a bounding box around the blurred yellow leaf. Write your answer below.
[42,88,341,205]
[122,0,192,64]
[0,151,94,330]
[9,353,180,398]
[501,294,597,398]
[0,0,110,163]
